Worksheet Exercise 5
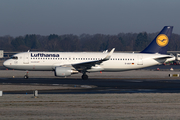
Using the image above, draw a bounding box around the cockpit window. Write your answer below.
[11,56,18,60]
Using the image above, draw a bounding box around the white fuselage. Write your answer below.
[3,52,175,72]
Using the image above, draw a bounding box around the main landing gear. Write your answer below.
[81,73,88,80]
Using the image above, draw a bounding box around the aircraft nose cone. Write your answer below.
[3,61,7,67]
[3,60,9,68]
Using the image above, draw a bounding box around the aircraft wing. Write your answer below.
[72,48,115,71]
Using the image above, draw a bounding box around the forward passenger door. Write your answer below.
[23,53,29,64]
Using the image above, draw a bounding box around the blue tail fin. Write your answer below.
[140,26,173,54]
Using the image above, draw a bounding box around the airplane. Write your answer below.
[3,26,176,80]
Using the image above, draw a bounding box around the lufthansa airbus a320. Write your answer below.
[3,26,176,80]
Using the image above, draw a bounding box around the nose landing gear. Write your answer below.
[24,71,29,79]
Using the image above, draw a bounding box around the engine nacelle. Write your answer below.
[176,54,180,61]
[54,67,78,77]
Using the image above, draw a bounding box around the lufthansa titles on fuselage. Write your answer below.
[31,53,59,57]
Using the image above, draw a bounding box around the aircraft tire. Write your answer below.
[82,74,88,80]
[24,75,29,79]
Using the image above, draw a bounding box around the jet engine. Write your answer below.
[54,67,78,77]
[176,54,180,61]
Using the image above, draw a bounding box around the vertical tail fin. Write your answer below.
[140,26,173,54]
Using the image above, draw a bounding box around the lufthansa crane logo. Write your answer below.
[156,34,169,47]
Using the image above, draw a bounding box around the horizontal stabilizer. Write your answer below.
[153,54,175,63]
[154,56,174,60]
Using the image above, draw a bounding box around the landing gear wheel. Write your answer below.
[24,75,29,79]
[82,74,88,80]
[24,71,29,79]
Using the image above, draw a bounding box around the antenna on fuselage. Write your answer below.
[27,50,30,52]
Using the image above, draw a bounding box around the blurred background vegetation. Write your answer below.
[0,32,179,52]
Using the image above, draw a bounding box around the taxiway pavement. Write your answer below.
[0,70,180,94]
[1,69,180,120]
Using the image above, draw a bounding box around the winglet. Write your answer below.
[103,48,115,61]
